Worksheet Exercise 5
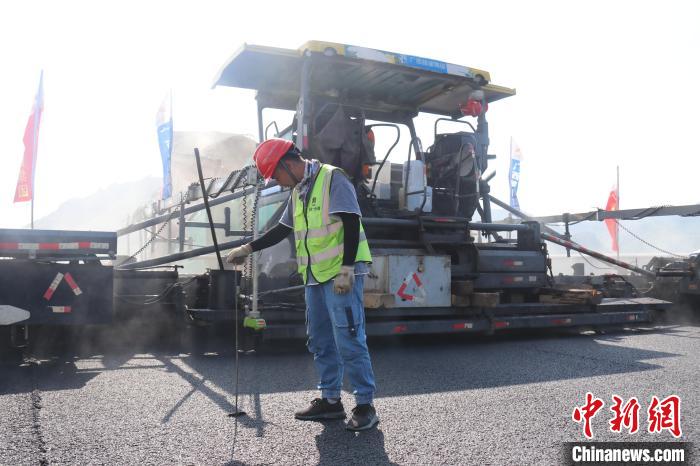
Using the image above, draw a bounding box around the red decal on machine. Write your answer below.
[412,273,422,287]
[50,306,72,314]
[396,283,413,301]
[452,322,473,330]
[395,271,427,303]
[64,273,83,296]
[43,273,64,301]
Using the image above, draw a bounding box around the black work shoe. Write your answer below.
[295,398,346,420]
[346,404,379,431]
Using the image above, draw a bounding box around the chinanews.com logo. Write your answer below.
[565,442,690,465]
[565,392,691,465]
[572,392,681,439]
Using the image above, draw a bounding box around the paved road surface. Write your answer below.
[1,324,697,465]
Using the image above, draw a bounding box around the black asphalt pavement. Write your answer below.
[1,324,698,465]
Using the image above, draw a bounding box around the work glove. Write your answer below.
[226,243,252,265]
[333,265,355,294]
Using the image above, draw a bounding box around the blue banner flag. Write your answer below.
[509,137,523,210]
[156,92,173,199]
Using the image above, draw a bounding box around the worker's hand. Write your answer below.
[226,243,253,265]
[333,265,355,294]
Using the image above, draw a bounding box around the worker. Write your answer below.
[226,138,378,431]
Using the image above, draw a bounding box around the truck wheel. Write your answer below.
[0,326,24,365]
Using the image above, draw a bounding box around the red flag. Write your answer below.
[14,72,44,203]
[604,187,618,252]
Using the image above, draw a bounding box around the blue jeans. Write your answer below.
[305,275,376,405]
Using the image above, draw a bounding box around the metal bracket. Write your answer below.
[563,213,571,258]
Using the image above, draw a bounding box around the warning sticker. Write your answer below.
[43,272,83,301]
[64,273,83,296]
[396,272,427,303]
[50,306,72,314]
[43,273,65,301]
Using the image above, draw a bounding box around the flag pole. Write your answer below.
[616,165,620,260]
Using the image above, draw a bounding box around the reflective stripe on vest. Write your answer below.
[293,221,343,241]
[292,164,371,284]
[296,232,369,265]
[294,224,367,242]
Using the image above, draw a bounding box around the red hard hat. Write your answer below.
[253,138,295,181]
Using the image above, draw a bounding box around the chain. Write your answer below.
[250,179,261,283]
[124,212,175,262]
[240,175,262,295]
[251,178,261,236]
[135,219,169,259]
[614,219,686,258]
[124,192,189,263]
[625,205,669,220]
[241,184,250,293]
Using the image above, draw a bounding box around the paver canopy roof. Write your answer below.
[214,41,515,119]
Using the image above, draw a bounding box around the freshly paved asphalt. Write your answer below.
[1,324,698,465]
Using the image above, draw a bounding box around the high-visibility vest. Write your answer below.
[292,164,372,284]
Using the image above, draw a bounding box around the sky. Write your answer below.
[1,0,699,230]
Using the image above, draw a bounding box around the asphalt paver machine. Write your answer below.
[190,41,668,337]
